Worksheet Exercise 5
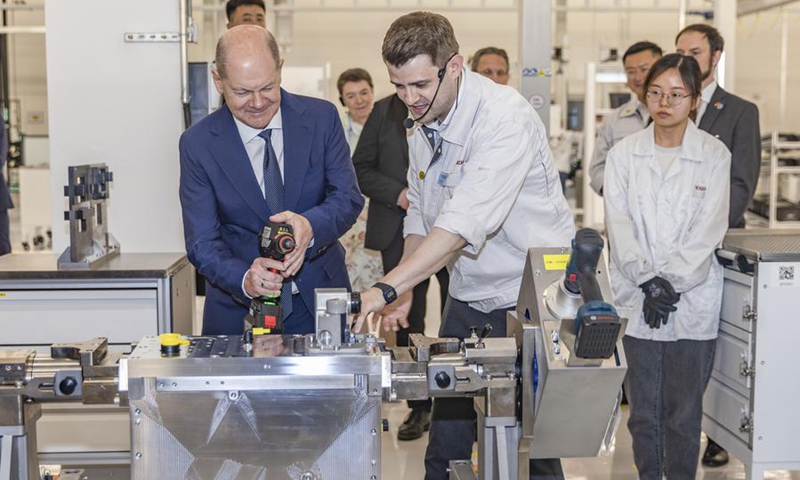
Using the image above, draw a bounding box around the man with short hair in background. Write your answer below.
[469,46,510,85]
[226,0,266,29]
[589,41,663,195]
[677,23,761,468]
[677,23,760,231]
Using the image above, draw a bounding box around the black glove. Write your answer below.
[639,277,681,329]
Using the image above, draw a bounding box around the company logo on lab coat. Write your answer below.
[694,185,707,192]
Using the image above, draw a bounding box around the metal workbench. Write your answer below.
[704,229,800,480]
[0,252,194,465]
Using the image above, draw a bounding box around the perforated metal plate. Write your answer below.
[722,230,800,262]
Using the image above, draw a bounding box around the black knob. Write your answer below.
[59,377,78,396]
[381,419,389,432]
[434,371,451,389]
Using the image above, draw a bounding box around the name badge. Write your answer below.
[437,172,449,186]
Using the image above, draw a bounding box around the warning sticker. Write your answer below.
[543,254,570,271]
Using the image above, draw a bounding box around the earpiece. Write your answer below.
[437,67,445,80]
[339,96,345,107]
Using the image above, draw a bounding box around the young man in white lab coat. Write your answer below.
[351,11,574,480]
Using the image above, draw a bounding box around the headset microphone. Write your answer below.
[403,53,456,129]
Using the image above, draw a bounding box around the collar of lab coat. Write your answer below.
[435,68,485,148]
[632,120,706,164]
[618,96,643,119]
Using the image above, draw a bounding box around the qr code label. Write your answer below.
[779,266,795,281]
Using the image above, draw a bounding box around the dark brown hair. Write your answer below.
[676,24,725,55]
[336,68,374,96]
[382,11,459,68]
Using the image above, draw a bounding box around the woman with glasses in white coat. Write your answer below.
[604,53,731,480]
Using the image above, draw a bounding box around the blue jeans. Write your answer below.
[623,335,716,480]
[423,296,563,480]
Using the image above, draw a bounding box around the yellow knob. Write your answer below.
[159,333,189,347]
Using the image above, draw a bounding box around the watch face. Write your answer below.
[385,288,397,303]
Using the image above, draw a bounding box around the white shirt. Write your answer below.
[695,79,718,125]
[405,69,575,313]
[233,110,299,296]
[233,110,284,196]
[604,121,731,341]
[342,112,364,155]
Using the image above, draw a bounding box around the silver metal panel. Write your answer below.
[712,323,752,397]
[126,337,386,480]
[720,269,755,333]
[721,229,800,262]
[751,261,800,463]
[703,377,751,447]
[0,289,159,346]
[130,389,381,480]
[512,249,627,459]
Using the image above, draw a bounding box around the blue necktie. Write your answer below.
[257,129,292,319]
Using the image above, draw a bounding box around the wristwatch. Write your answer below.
[372,282,398,304]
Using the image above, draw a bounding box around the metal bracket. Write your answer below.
[742,304,758,322]
[740,412,754,434]
[124,32,180,43]
[739,359,756,379]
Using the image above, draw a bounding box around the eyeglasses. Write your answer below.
[646,90,692,106]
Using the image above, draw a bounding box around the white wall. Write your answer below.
[45,0,185,253]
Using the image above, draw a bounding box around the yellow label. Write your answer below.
[0,292,5,297]
[543,254,570,271]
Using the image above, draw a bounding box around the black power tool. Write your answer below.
[244,222,296,334]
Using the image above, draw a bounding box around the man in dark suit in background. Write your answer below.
[676,23,761,467]
[677,23,760,230]
[0,118,12,256]
[179,25,363,335]
[353,93,449,441]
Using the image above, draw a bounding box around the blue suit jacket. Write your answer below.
[179,90,364,334]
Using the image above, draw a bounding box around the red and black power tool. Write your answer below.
[244,222,296,334]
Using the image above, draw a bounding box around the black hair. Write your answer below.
[643,53,702,105]
[676,24,725,54]
[226,0,266,21]
[622,41,663,64]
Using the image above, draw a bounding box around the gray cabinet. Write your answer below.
[704,230,800,479]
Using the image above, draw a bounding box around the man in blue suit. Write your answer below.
[179,26,363,335]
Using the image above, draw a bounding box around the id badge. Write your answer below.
[437,172,449,186]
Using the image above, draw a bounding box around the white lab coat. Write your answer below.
[405,70,575,313]
[604,121,731,341]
